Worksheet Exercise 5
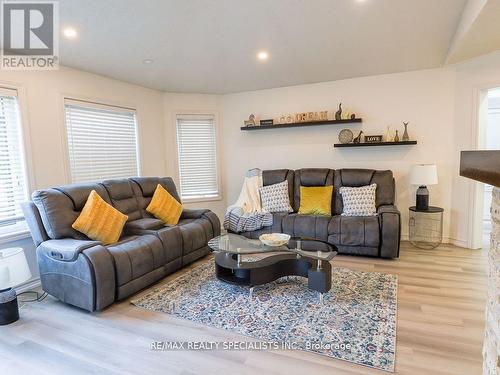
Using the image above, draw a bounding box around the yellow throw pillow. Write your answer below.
[298,186,333,216]
[72,190,128,245]
[146,184,182,225]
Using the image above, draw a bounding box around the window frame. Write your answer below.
[61,96,142,184]
[173,111,222,203]
[0,83,34,243]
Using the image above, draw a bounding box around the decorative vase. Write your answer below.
[394,130,399,142]
[335,103,342,120]
[402,122,409,141]
[384,126,391,142]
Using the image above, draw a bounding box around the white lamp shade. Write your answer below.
[0,248,31,290]
[409,164,438,186]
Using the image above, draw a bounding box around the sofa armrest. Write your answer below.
[181,208,210,219]
[377,205,401,258]
[378,205,400,215]
[38,238,101,262]
[36,241,115,311]
[21,201,49,247]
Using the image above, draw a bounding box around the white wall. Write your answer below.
[221,68,458,243]
[450,51,500,248]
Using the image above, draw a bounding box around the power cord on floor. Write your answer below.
[17,291,49,310]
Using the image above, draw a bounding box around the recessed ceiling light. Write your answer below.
[142,59,154,64]
[257,51,269,61]
[63,27,77,39]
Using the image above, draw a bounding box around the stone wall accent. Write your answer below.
[484,187,500,375]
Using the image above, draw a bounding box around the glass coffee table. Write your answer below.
[208,233,337,303]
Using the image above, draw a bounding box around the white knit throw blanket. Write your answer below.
[223,169,273,233]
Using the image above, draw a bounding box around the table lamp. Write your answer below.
[0,247,31,325]
[409,164,438,211]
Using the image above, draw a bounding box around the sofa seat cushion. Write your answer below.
[282,214,330,241]
[125,218,165,231]
[152,226,183,262]
[177,217,215,255]
[106,235,164,286]
[328,215,379,247]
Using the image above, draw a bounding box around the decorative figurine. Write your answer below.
[350,113,356,120]
[353,130,363,143]
[244,114,256,127]
[335,103,342,120]
[402,121,409,141]
[394,130,399,142]
[342,111,351,120]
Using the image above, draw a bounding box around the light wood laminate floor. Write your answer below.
[0,242,487,375]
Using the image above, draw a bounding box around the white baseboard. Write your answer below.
[401,234,470,248]
[15,277,41,293]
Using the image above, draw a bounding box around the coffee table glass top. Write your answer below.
[208,233,337,261]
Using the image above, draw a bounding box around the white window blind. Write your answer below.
[0,89,29,237]
[176,114,220,200]
[64,100,140,183]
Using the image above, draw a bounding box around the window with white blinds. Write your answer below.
[0,88,29,237]
[176,114,220,200]
[64,100,140,183]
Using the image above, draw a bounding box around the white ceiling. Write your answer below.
[59,0,468,94]
[446,0,500,64]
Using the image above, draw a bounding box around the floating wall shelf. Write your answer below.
[334,141,417,148]
[241,118,362,131]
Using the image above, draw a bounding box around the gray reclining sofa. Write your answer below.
[233,168,401,259]
[22,177,220,312]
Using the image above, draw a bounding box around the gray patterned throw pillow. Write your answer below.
[260,181,293,213]
[339,183,377,216]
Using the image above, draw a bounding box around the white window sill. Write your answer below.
[0,230,31,245]
[182,196,222,204]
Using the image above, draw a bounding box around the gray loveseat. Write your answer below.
[22,177,220,312]
[233,168,400,259]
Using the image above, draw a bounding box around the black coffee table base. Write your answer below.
[215,252,332,302]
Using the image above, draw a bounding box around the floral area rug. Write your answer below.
[132,260,397,372]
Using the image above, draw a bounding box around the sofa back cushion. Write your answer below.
[32,182,110,239]
[333,169,394,215]
[262,169,294,207]
[293,168,335,213]
[129,177,181,218]
[101,179,141,222]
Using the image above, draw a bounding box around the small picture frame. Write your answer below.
[364,135,383,143]
[260,119,274,126]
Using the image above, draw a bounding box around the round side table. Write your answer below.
[408,206,444,249]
